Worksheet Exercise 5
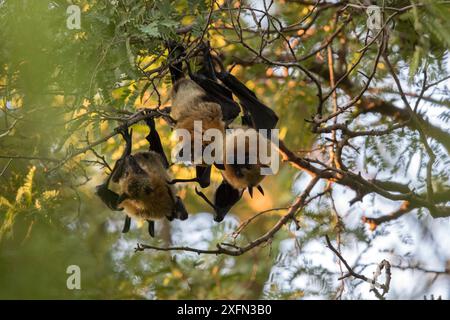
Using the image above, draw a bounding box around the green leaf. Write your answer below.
[139,23,160,38]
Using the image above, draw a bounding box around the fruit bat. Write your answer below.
[195,72,279,222]
[167,41,240,188]
[96,118,188,237]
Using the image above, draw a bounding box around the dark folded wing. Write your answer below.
[190,73,241,122]
[217,72,278,130]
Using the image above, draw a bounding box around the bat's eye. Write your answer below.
[143,153,149,159]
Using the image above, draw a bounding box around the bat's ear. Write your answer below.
[213,181,242,222]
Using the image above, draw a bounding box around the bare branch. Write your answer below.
[325,235,391,299]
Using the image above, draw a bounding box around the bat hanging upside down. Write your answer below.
[166,41,241,188]
[96,118,188,237]
[195,71,279,222]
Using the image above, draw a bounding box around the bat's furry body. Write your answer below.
[118,151,185,226]
[222,125,268,190]
[96,111,187,237]
[171,79,225,138]
[165,42,278,221]
[117,151,177,221]
[171,79,225,167]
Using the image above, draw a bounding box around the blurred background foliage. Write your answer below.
[0,0,449,299]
